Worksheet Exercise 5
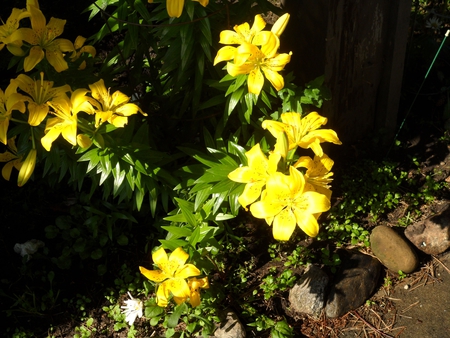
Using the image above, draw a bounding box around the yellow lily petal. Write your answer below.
[219,30,241,45]
[156,283,170,307]
[152,247,169,267]
[45,48,69,72]
[139,266,169,283]
[24,45,45,72]
[252,31,279,57]
[265,52,292,71]
[261,67,284,92]
[272,207,297,241]
[161,278,190,298]
[237,181,265,209]
[213,46,237,65]
[27,101,49,126]
[251,14,267,34]
[226,61,254,77]
[176,263,201,279]
[169,247,189,266]
[295,212,320,237]
[247,68,265,95]
[2,161,18,181]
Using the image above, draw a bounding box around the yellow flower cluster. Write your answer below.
[0,0,95,72]
[140,247,209,307]
[228,112,342,241]
[0,73,145,185]
[214,14,292,95]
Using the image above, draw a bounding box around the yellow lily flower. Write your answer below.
[228,143,281,209]
[15,4,74,72]
[226,42,291,95]
[294,154,334,201]
[0,7,30,54]
[13,72,71,126]
[86,79,146,128]
[18,148,36,187]
[41,89,91,151]
[214,15,273,66]
[0,137,23,182]
[173,276,209,307]
[0,81,27,144]
[139,247,201,307]
[262,112,342,156]
[70,36,96,70]
[250,166,331,240]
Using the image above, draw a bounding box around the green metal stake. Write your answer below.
[386,29,450,157]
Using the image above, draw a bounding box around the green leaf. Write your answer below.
[188,225,201,247]
[168,303,188,328]
[117,234,129,246]
[228,86,245,116]
[134,0,152,21]
[91,249,103,259]
[161,226,193,238]
[159,239,188,251]
[175,198,197,227]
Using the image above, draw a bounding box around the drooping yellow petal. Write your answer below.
[272,207,297,241]
[156,283,170,307]
[261,67,284,92]
[45,48,69,72]
[24,45,45,72]
[247,68,265,95]
[295,212,320,237]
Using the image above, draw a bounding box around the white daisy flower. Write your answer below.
[121,292,143,325]
[426,16,443,29]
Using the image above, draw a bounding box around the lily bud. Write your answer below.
[77,134,92,149]
[271,13,290,37]
[18,149,36,187]
[166,0,184,18]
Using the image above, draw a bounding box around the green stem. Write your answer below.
[386,30,450,157]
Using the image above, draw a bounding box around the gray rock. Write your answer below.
[288,264,329,318]
[370,225,419,273]
[211,310,245,338]
[405,202,450,255]
[325,249,381,318]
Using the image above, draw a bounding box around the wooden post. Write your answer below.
[280,0,412,146]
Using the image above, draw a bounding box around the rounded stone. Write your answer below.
[370,225,419,274]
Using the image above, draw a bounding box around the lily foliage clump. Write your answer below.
[0,0,340,336]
